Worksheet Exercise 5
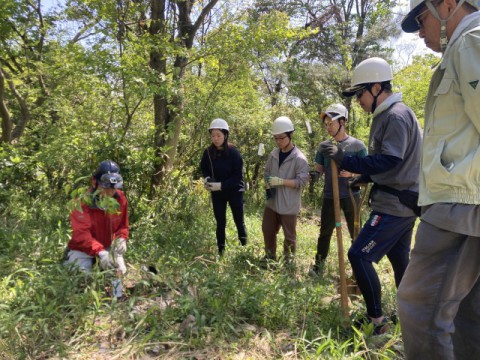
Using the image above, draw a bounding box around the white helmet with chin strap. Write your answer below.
[272,116,294,135]
[402,0,480,52]
[320,104,349,122]
[342,57,393,113]
[208,118,229,132]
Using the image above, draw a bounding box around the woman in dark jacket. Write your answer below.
[200,118,247,256]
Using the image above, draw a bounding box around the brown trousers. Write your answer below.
[262,206,297,260]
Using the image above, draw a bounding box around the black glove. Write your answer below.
[348,176,362,192]
[348,174,371,192]
[320,142,344,165]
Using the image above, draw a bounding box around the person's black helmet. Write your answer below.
[93,160,123,189]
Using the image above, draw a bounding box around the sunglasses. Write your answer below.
[355,87,368,99]
[415,7,430,29]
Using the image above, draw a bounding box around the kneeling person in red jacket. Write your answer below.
[65,160,129,275]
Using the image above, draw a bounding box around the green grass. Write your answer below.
[0,186,411,359]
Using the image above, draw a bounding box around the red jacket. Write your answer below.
[68,190,129,256]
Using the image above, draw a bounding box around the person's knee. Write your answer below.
[347,247,357,263]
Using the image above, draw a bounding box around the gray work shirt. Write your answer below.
[368,93,423,217]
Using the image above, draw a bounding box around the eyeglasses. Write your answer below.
[273,135,288,141]
[324,120,337,128]
[415,7,430,29]
[355,87,367,99]
[99,173,123,189]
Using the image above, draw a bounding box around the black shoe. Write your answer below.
[353,315,390,335]
[259,256,277,270]
[308,261,325,277]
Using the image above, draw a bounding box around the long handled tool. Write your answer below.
[349,184,369,240]
[331,161,349,321]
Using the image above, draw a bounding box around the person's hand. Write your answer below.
[268,176,284,187]
[339,170,353,178]
[114,255,127,275]
[113,238,127,256]
[348,175,365,192]
[207,182,221,191]
[203,177,211,190]
[320,142,344,165]
[98,250,114,270]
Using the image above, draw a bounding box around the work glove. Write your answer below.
[348,174,371,192]
[98,250,114,270]
[267,176,284,187]
[207,182,221,191]
[113,237,127,256]
[203,177,211,190]
[320,142,344,165]
[114,255,127,275]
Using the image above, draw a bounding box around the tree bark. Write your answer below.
[0,68,12,143]
[150,0,219,184]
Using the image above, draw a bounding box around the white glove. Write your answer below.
[113,237,127,256]
[268,176,284,187]
[203,177,211,190]
[98,250,114,270]
[114,255,127,275]
[207,182,221,191]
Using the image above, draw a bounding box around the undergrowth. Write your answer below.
[0,180,408,359]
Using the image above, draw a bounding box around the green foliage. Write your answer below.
[0,1,425,358]
[395,54,439,127]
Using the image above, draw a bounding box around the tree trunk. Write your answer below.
[149,0,219,184]
[0,68,12,143]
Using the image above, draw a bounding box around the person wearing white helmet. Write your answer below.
[261,116,309,263]
[320,57,422,334]
[398,1,480,358]
[309,104,367,275]
[65,160,129,287]
[200,118,247,256]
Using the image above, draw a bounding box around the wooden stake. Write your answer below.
[331,161,349,321]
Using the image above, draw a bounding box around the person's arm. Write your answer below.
[219,147,243,191]
[341,122,405,175]
[341,153,402,175]
[69,203,105,256]
[282,154,309,188]
[200,149,211,178]
[315,163,325,179]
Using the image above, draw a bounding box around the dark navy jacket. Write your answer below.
[200,144,245,192]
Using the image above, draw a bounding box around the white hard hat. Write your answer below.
[208,118,229,132]
[402,0,480,33]
[342,57,393,97]
[272,116,294,135]
[320,103,348,122]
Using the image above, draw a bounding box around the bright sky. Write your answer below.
[40,0,436,69]
[392,0,439,68]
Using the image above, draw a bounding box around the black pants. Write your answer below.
[211,191,247,254]
[315,196,356,263]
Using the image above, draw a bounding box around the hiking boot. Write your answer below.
[308,261,325,277]
[259,255,277,270]
[353,315,390,335]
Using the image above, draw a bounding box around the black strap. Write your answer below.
[371,183,421,216]
[373,183,401,196]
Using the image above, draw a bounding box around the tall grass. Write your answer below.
[0,180,406,359]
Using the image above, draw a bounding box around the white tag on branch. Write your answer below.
[258,143,265,156]
[305,120,312,134]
